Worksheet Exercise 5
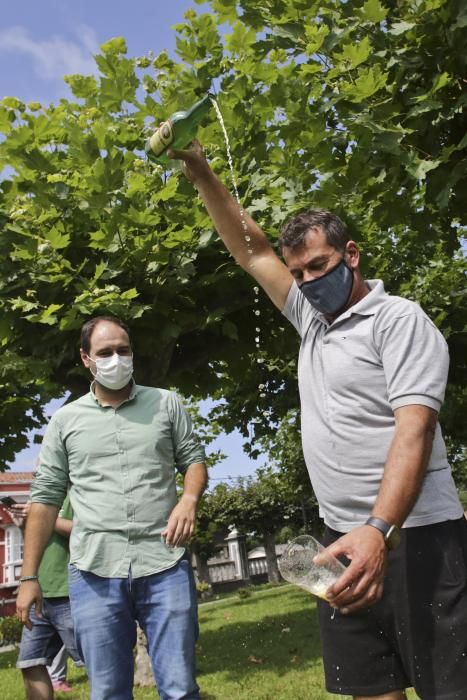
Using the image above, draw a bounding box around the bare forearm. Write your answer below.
[22,504,59,576]
[181,462,208,505]
[372,405,437,526]
[195,170,272,271]
[54,517,72,538]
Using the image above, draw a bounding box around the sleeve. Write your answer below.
[281,281,316,337]
[30,413,69,508]
[377,309,449,412]
[58,493,73,520]
[168,393,206,473]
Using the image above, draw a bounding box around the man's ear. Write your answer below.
[80,348,91,369]
[345,240,360,270]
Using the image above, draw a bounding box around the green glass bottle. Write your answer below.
[145,94,213,165]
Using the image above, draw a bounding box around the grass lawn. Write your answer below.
[0,585,419,699]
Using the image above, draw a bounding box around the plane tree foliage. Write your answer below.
[0,0,466,472]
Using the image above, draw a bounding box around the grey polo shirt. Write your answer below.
[283,279,463,532]
[31,384,206,578]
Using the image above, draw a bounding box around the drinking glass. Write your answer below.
[279,534,347,600]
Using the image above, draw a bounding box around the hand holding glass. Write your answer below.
[279,535,347,601]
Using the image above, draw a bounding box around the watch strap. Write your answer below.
[365,516,400,549]
[365,516,392,537]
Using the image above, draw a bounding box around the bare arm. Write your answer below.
[7,503,71,537]
[322,405,438,613]
[371,405,437,525]
[54,517,72,538]
[16,503,59,629]
[169,141,293,310]
[162,462,208,547]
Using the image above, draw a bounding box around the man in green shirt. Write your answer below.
[11,496,83,699]
[16,315,208,700]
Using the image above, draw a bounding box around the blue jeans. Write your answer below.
[68,558,200,700]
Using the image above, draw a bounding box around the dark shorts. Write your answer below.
[16,597,83,670]
[318,518,467,700]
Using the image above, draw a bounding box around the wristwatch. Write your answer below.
[365,516,401,550]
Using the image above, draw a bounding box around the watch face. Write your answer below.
[386,525,401,550]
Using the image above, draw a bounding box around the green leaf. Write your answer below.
[272,23,303,42]
[341,66,388,102]
[360,0,388,23]
[389,21,415,35]
[125,171,148,197]
[304,24,329,55]
[406,155,441,180]
[337,36,371,69]
[100,37,128,55]
[222,320,238,340]
[431,72,451,94]
[64,75,99,99]
[199,230,214,247]
[2,96,25,111]
[93,262,107,281]
[44,226,71,250]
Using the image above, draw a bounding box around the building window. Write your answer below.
[4,526,23,583]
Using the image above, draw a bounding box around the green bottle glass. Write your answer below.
[145,93,213,165]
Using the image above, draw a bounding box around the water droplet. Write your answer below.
[255,310,261,316]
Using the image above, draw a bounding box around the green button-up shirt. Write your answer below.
[31,384,205,578]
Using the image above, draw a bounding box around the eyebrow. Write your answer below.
[95,343,131,353]
[289,255,330,275]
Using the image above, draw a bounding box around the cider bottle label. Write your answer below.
[148,121,174,156]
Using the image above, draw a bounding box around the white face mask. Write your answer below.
[89,353,133,391]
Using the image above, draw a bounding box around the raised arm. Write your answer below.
[169,141,294,310]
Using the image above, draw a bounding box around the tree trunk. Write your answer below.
[301,497,308,530]
[134,625,155,688]
[193,550,211,584]
[263,531,281,583]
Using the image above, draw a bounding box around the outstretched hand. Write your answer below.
[167,139,212,185]
[316,525,388,614]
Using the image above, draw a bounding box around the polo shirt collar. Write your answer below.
[347,279,387,317]
[320,279,387,327]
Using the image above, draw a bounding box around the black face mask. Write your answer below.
[299,258,353,316]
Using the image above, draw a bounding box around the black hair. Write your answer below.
[80,316,130,354]
[278,208,350,253]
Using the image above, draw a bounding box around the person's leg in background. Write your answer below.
[44,596,85,693]
[16,602,61,700]
[47,645,70,693]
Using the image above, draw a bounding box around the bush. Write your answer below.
[196,581,213,600]
[237,587,252,600]
[0,615,22,644]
